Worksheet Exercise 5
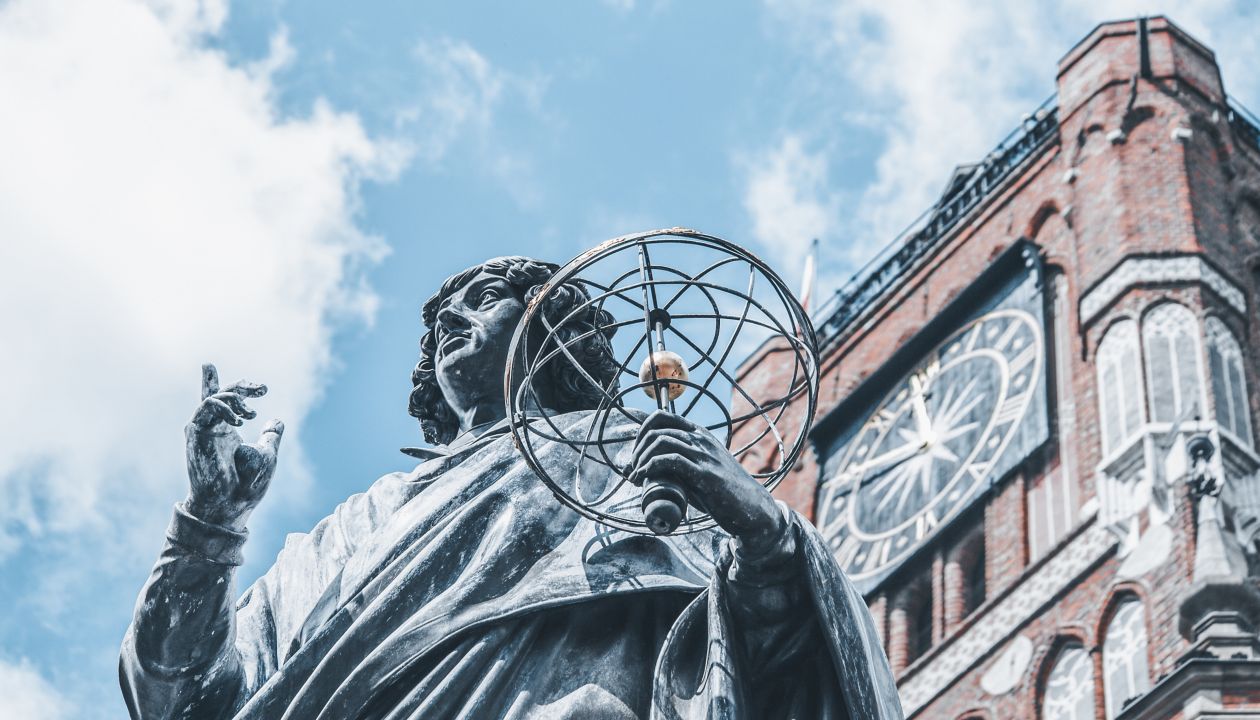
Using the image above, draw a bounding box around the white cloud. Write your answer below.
[400,36,549,198]
[741,134,840,274]
[392,37,549,208]
[0,659,74,720]
[405,38,507,162]
[0,0,405,556]
[759,1,1064,259]
[757,1,1260,267]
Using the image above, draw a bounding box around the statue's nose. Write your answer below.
[437,305,470,335]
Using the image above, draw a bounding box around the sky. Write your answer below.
[2,0,1259,717]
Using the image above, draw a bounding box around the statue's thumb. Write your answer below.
[258,420,285,458]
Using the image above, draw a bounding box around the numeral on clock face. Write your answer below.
[914,507,940,540]
[1010,345,1036,374]
[994,395,1026,425]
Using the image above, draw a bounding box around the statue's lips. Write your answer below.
[438,332,472,357]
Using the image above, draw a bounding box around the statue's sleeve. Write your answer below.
[652,509,904,720]
[119,503,256,720]
[120,474,408,720]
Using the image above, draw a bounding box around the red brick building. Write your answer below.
[737,17,1260,720]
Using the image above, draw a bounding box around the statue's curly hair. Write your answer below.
[408,256,620,445]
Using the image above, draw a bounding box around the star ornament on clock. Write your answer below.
[871,372,986,518]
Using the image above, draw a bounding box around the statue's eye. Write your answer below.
[478,289,501,307]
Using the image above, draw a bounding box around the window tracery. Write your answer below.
[1097,320,1144,455]
[1103,600,1150,719]
[1042,645,1095,720]
[1141,303,1204,424]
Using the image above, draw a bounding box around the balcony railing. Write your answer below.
[814,96,1060,345]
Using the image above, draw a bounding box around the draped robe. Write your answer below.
[120,411,902,719]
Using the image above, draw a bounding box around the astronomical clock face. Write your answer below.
[816,308,1043,587]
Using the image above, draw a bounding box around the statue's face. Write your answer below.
[433,270,525,407]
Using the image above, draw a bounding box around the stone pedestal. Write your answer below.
[1178,580,1260,655]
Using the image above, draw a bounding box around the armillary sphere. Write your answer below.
[505,228,819,536]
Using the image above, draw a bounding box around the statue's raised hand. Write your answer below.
[184,363,284,531]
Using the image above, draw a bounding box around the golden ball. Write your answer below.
[639,350,689,401]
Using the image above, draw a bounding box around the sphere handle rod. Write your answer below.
[636,243,686,533]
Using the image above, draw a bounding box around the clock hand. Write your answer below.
[835,440,921,486]
[909,373,933,444]
[858,450,919,488]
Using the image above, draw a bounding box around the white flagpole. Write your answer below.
[799,237,819,313]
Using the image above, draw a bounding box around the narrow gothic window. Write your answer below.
[1042,645,1095,720]
[1028,470,1078,561]
[909,586,933,664]
[1028,273,1081,562]
[1103,600,1151,719]
[945,527,986,632]
[963,541,986,616]
[1097,320,1144,455]
[1141,303,1204,424]
[1205,317,1253,447]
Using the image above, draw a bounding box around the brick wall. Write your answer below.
[735,15,1260,719]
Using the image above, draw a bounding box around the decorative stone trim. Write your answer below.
[1079,256,1246,324]
[899,524,1117,716]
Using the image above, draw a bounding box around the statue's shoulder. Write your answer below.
[273,469,415,563]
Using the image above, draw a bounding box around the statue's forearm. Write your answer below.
[120,503,248,720]
[725,513,822,674]
[726,513,800,621]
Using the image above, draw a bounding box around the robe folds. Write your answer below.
[121,410,902,720]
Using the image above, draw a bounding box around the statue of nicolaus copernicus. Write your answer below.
[120,256,903,720]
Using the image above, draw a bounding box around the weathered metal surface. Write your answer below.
[121,254,901,720]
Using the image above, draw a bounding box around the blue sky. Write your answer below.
[3,0,1259,716]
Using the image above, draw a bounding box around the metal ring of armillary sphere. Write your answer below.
[505,228,820,535]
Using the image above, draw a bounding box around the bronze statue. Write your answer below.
[120,256,902,719]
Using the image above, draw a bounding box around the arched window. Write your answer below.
[1097,320,1145,455]
[1103,600,1151,719]
[1205,317,1253,447]
[1042,644,1095,720]
[963,540,986,617]
[944,526,986,633]
[1142,303,1204,424]
[907,577,934,665]
[890,569,934,672]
